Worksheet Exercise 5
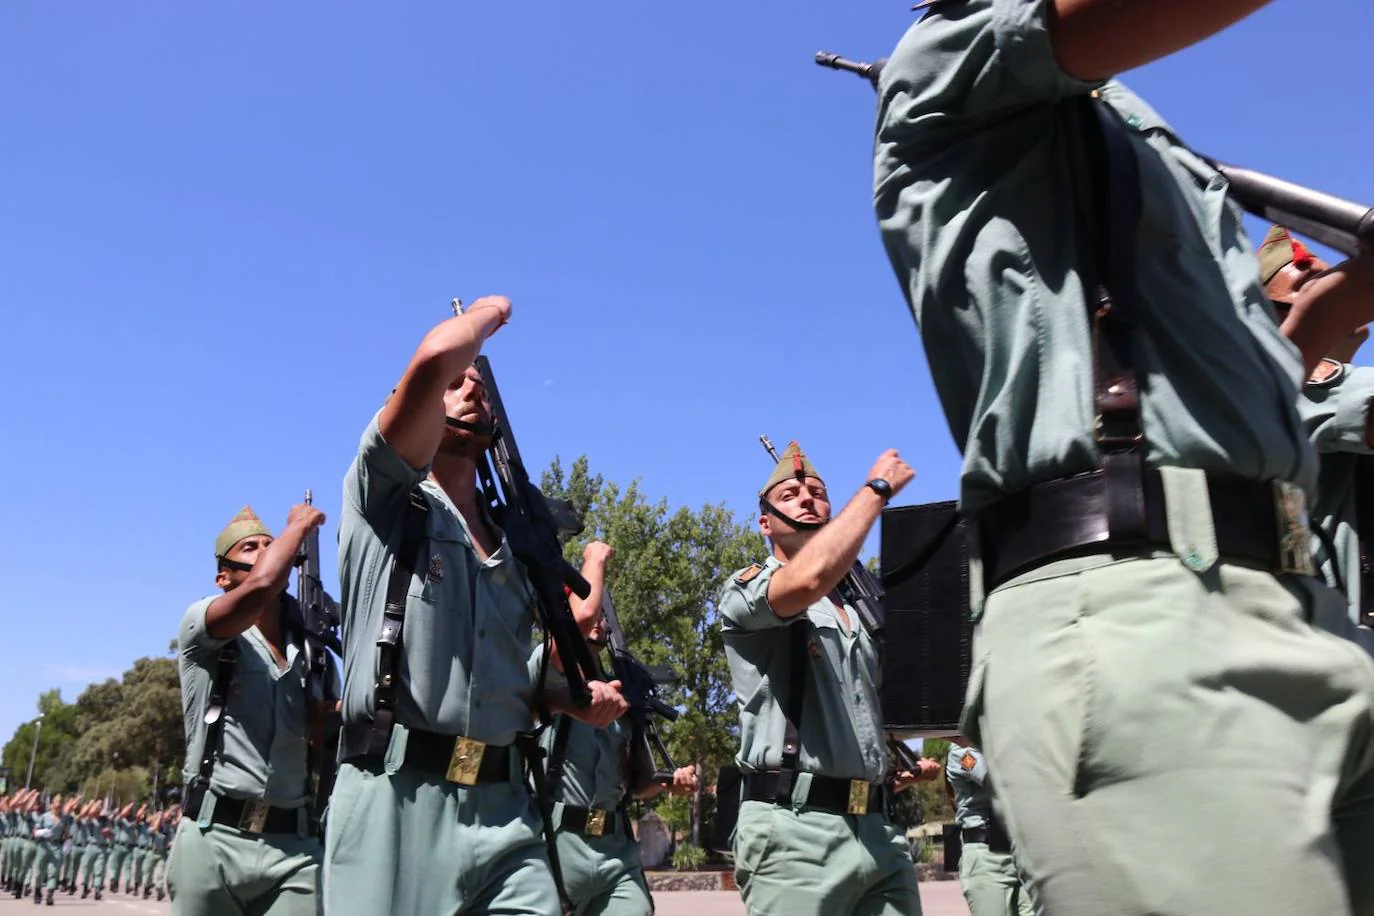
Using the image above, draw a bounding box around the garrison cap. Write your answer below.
[215,505,273,559]
[760,441,824,497]
[1258,225,1316,286]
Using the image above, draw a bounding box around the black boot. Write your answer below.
[45,888,53,906]
[32,887,41,905]
[143,886,151,899]
[94,888,102,900]
[81,885,89,899]
[157,889,165,901]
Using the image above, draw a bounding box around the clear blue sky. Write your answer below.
[2,1,1370,748]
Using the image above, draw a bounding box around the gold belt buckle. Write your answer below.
[1273,481,1317,577]
[237,800,270,833]
[585,809,608,837]
[847,779,871,815]
[446,736,487,785]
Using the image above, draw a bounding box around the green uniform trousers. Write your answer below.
[553,811,652,916]
[958,843,1033,916]
[733,799,920,916]
[143,850,167,892]
[60,846,76,886]
[107,843,129,888]
[324,761,559,915]
[82,845,107,890]
[967,551,1374,916]
[166,818,321,916]
[11,839,35,890]
[124,844,145,890]
[34,842,59,890]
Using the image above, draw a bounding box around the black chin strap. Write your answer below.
[760,498,827,533]
[445,417,493,436]
[219,557,253,573]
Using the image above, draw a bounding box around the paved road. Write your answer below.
[0,882,972,915]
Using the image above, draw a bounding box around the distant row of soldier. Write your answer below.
[0,789,175,905]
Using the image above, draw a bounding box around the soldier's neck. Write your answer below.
[429,455,498,558]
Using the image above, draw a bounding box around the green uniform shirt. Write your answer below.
[720,557,886,782]
[93,817,112,848]
[33,812,60,843]
[68,817,85,846]
[178,600,315,808]
[872,0,1315,514]
[945,745,993,830]
[150,827,168,854]
[135,822,150,849]
[338,412,538,744]
[531,645,629,811]
[1300,363,1374,641]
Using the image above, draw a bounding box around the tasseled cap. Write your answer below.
[214,506,272,559]
[1258,224,1316,285]
[759,441,824,497]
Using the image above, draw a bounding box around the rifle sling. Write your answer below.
[360,487,430,756]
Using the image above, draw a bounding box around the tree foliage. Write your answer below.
[2,654,184,805]
[542,455,766,844]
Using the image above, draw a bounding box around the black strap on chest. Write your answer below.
[772,620,811,807]
[356,487,430,756]
[1077,94,1148,531]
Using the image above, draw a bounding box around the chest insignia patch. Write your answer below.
[735,564,763,584]
[808,637,822,658]
[429,554,444,582]
[960,751,977,771]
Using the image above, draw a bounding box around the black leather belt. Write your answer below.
[961,822,1011,854]
[342,722,515,785]
[556,803,626,838]
[744,771,886,816]
[184,793,302,835]
[978,468,1303,591]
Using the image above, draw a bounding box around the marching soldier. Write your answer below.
[106,802,133,892]
[945,741,1033,916]
[123,804,148,894]
[872,2,1374,914]
[720,442,941,916]
[325,296,627,915]
[535,541,700,915]
[32,794,63,906]
[168,503,330,915]
[141,808,173,900]
[58,796,81,895]
[8,791,38,898]
[1260,224,1374,647]
[79,800,108,900]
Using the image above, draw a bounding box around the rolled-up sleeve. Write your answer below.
[1300,365,1374,455]
[718,563,792,632]
[178,598,229,664]
[343,410,429,523]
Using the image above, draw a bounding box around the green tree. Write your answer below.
[542,456,766,845]
[1,690,80,792]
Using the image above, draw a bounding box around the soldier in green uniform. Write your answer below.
[945,741,1032,916]
[167,502,330,915]
[325,295,628,915]
[1,793,15,892]
[79,800,108,900]
[122,804,148,894]
[106,802,133,892]
[141,808,172,900]
[534,541,700,916]
[873,2,1374,914]
[32,794,64,906]
[1260,225,1374,648]
[720,442,941,916]
[8,790,39,898]
[58,797,81,895]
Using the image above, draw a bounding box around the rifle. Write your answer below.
[758,434,926,777]
[814,49,1374,256]
[295,488,342,828]
[595,593,681,798]
[451,299,601,706]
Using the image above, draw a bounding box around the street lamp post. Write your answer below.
[23,714,45,790]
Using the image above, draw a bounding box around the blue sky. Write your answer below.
[2,1,1370,747]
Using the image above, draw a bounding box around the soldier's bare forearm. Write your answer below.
[1048,0,1270,81]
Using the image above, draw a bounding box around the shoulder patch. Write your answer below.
[960,751,977,771]
[735,564,764,584]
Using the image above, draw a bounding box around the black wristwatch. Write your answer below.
[866,478,893,503]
